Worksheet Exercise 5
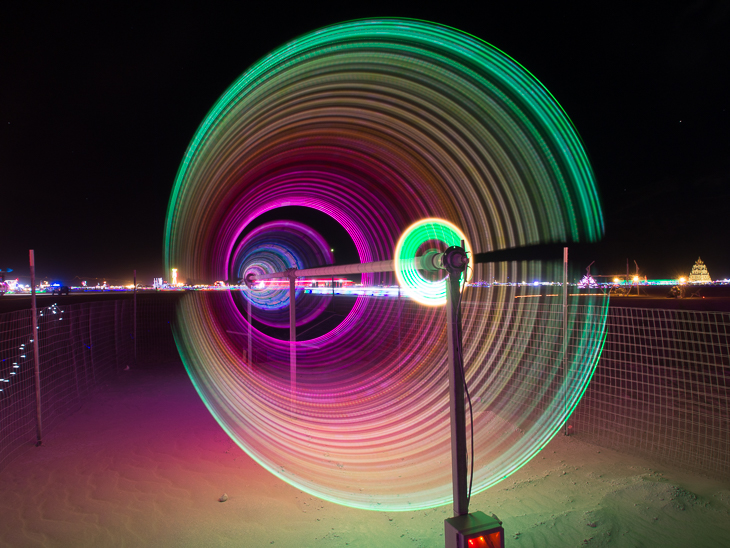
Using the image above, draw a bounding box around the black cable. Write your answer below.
[455,265,475,510]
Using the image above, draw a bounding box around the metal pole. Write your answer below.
[247,292,252,366]
[289,272,296,403]
[29,250,43,446]
[133,269,137,365]
[563,247,569,435]
[444,247,469,517]
[398,284,402,374]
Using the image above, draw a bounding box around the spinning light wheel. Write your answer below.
[165,19,607,513]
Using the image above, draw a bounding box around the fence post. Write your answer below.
[29,250,43,446]
[563,247,569,435]
[247,293,252,366]
[289,272,297,407]
[398,285,402,374]
[133,269,137,366]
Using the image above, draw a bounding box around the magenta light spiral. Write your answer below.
[165,19,607,510]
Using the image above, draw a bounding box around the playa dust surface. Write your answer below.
[1,364,728,547]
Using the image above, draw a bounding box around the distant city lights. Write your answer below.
[0,274,728,297]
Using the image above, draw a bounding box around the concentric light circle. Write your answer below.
[165,18,607,511]
[231,220,334,328]
[394,218,473,306]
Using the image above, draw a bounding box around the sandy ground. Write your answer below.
[1,364,729,548]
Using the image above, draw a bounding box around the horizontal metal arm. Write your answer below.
[245,242,588,284]
[251,260,393,281]
[246,252,446,284]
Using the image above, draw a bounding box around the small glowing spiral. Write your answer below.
[394,218,473,306]
[232,220,333,327]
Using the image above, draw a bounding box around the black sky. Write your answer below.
[2,2,728,285]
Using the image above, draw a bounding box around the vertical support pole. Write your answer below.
[133,269,137,366]
[397,284,402,374]
[29,250,43,446]
[330,276,334,313]
[562,247,569,435]
[247,292,252,366]
[444,247,469,517]
[289,273,296,404]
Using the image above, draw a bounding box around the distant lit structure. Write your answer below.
[171,268,178,286]
[577,274,598,288]
[689,257,711,283]
[153,278,163,289]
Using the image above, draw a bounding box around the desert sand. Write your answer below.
[1,363,728,547]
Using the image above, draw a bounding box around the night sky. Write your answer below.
[2,3,728,285]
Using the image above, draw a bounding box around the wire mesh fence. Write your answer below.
[0,300,136,471]
[569,307,730,476]
[1,293,728,480]
[0,309,35,475]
